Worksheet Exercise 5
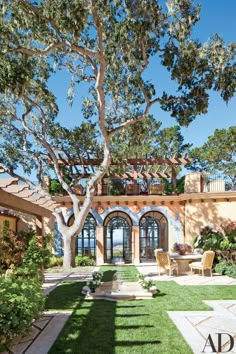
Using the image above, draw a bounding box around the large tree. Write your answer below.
[190,126,236,188]
[0,0,235,267]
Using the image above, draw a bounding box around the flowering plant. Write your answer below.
[87,270,103,291]
[173,243,192,255]
[222,220,236,244]
[92,270,103,282]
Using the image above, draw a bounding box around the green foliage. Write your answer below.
[23,236,51,268]
[193,222,236,263]
[192,226,225,252]
[190,127,236,188]
[0,229,28,269]
[111,120,191,177]
[0,275,44,348]
[215,261,236,279]
[137,273,155,290]
[108,179,125,196]
[47,255,64,268]
[161,175,185,195]
[75,256,95,267]
[49,179,66,196]
[0,229,52,272]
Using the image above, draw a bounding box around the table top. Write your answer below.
[170,253,202,261]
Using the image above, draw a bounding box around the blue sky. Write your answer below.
[49,1,236,149]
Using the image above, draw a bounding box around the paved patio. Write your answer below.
[168,300,236,353]
[137,264,236,286]
[1,266,236,354]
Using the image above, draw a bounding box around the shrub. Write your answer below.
[0,229,52,271]
[192,222,236,262]
[0,274,44,349]
[75,255,95,266]
[215,261,236,279]
[192,226,225,252]
[0,229,28,269]
[23,236,51,269]
[47,255,64,268]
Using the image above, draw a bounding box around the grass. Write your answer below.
[46,270,236,354]
[101,265,139,282]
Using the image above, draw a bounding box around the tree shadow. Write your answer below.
[48,283,163,354]
[102,270,117,282]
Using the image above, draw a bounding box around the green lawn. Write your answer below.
[46,269,236,354]
[101,265,139,282]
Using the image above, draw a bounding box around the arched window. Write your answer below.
[139,211,168,262]
[68,214,97,259]
[104,211,132,263]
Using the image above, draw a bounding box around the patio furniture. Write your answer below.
[189,251,215,277]
[155,251,179,276]
[126,183,140,195]
[170,254,202,274]
[149,184,164,195]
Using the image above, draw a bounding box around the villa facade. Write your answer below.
[0,173,235,265]
[54,172,236,265]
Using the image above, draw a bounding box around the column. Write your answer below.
[96,226,104,265]
[132,225,140,264]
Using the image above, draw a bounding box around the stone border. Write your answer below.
[25,311,72,354]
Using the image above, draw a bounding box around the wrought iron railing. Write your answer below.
[201,173,236,192]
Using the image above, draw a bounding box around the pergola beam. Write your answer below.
[0,190,52,218]
[57,157,191,166]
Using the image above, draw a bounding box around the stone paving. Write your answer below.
[137,264,236,285]
[1,265,236,354]
[168,301,236,354]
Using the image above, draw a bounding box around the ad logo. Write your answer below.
[202,333,235,353]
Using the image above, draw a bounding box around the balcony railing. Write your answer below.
[75,178,166,196]
[201,173,236,192]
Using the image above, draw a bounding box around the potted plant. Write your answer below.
[173,243,192,255]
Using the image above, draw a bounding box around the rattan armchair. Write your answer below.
[155,251,179,276]
[189,251,215,277]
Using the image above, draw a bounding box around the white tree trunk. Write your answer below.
[63,234,72,269]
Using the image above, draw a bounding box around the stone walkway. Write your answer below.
[137,264,236,285]
[1,266,236,354]
[42,270,96,295]
[168,300,236,353]
[1,268,97,354]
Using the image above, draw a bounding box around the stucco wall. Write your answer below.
[0,215,17,232]
[185,199,236,242]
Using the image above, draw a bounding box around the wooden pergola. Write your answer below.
[58,156,191,196]
[58,156,191,183]
[0,178,57,235]
[58,157,191,178]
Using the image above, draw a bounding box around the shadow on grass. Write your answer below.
[102,270,117,282]
[48,282,162,354]
[45,281,85,310]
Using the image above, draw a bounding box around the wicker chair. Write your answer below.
[155,251,179,276]
[189,251,215,277]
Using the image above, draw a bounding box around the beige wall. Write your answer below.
[0,215,17,232]
[185,199,236,242]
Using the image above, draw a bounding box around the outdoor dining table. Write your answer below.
[170,253,203,275]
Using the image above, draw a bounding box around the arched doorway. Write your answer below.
[104,211,132,263]
[139,211,168,262]
[68,214,97,259]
